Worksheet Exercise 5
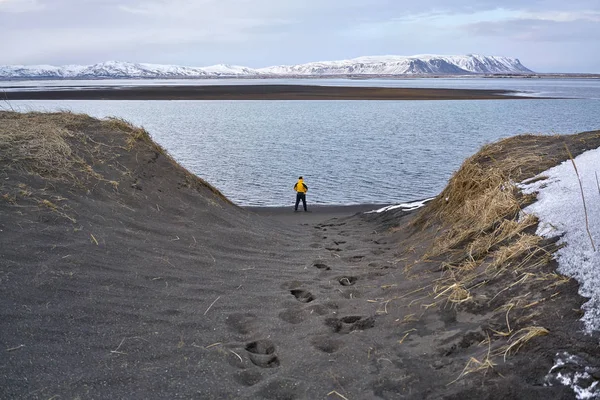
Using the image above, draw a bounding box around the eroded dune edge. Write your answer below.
[1,110,599,399]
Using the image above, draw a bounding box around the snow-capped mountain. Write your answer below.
[0,55,533,80]
[0,61,257,79]
[257,55,532,75]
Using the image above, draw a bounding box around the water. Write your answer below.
[2,77,600,99]
[3,79,600,206]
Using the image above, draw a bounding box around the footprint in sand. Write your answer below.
[341,289,362,299]
[225,313,257,335]
[320,222,346,228]
[306,304,331,316]
[290,289,315,303]
[313,262,331,271]
[345,255,365,262]
[338,276,358,286]
[233,370,263,387]
[325,315,375,334]
[255,378,306,399]
[280,281,302,290]
[278,308,308,324]
[311,336,343,354]
[245,339,280,368]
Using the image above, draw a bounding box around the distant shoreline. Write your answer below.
[1,74,598,83]
[2,84,542,100]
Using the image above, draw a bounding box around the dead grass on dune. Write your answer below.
[498,326,549,361]
[0,111,78,177]
[104,117,233,205]
[0,111,158,180]
[0,110,233,209]
[105,117,152,151]
[416,136,563,280]
[405,135,583,379]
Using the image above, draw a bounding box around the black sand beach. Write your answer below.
[2,111,600,399]
[246,204,390,224]
[3,84,535,100]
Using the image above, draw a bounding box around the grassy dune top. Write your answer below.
[0,110,230,215]
[403,129,600,378]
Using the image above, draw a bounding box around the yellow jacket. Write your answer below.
[294,179,308,193]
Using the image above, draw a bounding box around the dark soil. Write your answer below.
[1,112,599,399]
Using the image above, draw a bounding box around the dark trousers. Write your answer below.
[295,193,307,211]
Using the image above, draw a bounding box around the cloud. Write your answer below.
[0,0,599,71]
[463,16,600,42]
[519,10,600,22]
[0,0,43,12]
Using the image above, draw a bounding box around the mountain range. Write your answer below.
[0,54,533,80]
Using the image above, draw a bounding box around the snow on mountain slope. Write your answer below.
[0,61,259,79]
[201,64,258,75]
[258,54,533,75]
[0,55,533,80]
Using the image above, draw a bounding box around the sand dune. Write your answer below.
[1,111,599,399]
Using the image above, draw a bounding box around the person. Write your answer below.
[294,176,308,212]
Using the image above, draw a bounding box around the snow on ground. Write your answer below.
[366,198,433,213]
[545,352,600,399]
[521,147,600,399]
[520,147,600,333]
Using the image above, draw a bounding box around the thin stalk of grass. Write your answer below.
[565,144,596,252]
[500,326,549,361]
[1,91,15,112]
[449,332,496,384]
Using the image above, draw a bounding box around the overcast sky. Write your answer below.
[1,0,599,72]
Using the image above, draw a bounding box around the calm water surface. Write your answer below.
[4,79,600,206]
[2,77,600,98]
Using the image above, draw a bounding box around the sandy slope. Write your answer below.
[1,111,600,399]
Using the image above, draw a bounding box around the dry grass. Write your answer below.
[0,111,152,180]
[0,111,232,205]
[105,117,152,151]
[488,234,542,270]
[453,355,496,382]
[104,115,233,205]
[434,282,472,304]
[422,163,535,260]
[414,136,564,301]
[467,214,538,260]
[451,333,497,384]
[404,135,579,380]
[498,326,549,361]
[0,111,78,177]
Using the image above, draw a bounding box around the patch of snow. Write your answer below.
[201,64,257,75]
[545,352,600,399]
[520,147,600,332]
[366,198,434,214]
